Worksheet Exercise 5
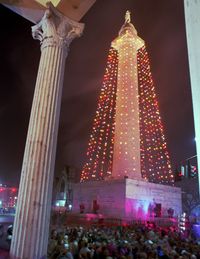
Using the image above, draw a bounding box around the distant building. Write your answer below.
[175,178,199,215]
[0,184,18,211]
[174,156,199,214]
[53,166,75,211]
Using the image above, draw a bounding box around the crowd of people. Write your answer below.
[47,222,200,259]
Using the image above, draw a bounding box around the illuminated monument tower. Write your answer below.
[81,11,173,184]
[73,12,182,219]
[111,11,143,180]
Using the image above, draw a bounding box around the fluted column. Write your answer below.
[10,4,84,259]
[184,0,200,197]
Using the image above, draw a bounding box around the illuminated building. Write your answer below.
[81,11,174,184]
[0,184,18,209]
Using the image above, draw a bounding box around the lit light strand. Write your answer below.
[138,46,174,184]
[80,48,118,181]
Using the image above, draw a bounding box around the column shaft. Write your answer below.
[10,44,65,259]
[10,5,84,258]
[184,0,200,196]
[111,22,144,180]
[112,43,141,179]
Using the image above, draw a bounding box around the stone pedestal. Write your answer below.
[10,4,84,259]
[72,179,182,220]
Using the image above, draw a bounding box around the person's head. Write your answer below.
[60,247,68,256]
[51,229,57,239]
[138,252,147,259]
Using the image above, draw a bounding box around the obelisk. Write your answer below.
[9,3,84,259]
[111,11,144,179]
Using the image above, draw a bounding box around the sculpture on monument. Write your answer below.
[125,10,131,23]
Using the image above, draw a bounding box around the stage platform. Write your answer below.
[72,178,182,220]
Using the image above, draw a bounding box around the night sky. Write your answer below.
[0,0,196,186]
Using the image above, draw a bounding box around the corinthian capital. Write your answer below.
[32,2,84,50]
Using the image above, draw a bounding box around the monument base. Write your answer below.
[72,179,182,220]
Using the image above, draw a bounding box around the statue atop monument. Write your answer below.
[125,10,131,23]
